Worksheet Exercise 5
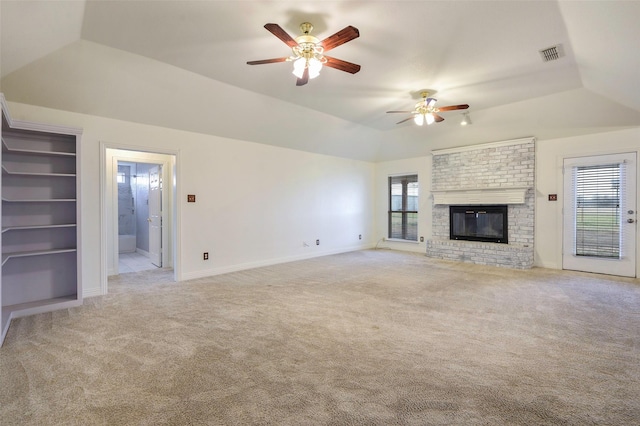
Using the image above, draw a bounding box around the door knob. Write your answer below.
[148,218,152,223]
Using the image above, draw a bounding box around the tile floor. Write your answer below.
[118,252,160,273]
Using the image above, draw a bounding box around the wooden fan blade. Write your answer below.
[386,110,415,114]
[296,67,309,86]
[433,113,445,122]
[396,116,415,125]
[264,23,298,48]
[321,26,360,51]
[247,57,289,65]
[323,56,361,74]
[436,104,469,112]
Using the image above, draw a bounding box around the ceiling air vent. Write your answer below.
[539,44,565,62]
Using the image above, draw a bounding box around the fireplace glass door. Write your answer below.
[450,205,508,243]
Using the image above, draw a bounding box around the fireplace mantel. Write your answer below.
[431,187,529,205]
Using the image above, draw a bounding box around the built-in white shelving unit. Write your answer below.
[1,99,82,345]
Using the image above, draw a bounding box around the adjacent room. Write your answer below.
[1,1,639,424]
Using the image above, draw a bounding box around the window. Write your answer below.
[388,174,418,241]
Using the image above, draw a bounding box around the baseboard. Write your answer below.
[1,314,12,346]
[534,260,560,270]
[82,287,104,298]
[181,244,374,281]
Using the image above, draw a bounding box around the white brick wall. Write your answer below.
[427,140,535,269]
[426,240,534,269]
[432,144,534,190]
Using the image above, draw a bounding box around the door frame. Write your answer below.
[147,164,162,267]
[100,142,181,294]
[557,148,639,277]
[116,160,161,264]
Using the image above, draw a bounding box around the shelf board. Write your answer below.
[2,138,76,157]
[1,165,76,177]
[2,224,77,233]
[2,295,80,321]
[2,197,76,203]
[2,248,77,266]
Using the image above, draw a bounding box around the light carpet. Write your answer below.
[1,249,639,425]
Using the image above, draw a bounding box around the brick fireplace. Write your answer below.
[426,138,535,269]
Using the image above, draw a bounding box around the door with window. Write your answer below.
[563,153,637,277]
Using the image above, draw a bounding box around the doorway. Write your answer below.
[102,146,179,295]
[117,161,162,273]
[562,152,637,277]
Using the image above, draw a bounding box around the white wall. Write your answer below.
[6,101,375,296]
[374,156,432,253]
[9,100,638,288]
[535,128,640,269]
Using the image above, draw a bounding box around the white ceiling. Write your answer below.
[1,1,639,162]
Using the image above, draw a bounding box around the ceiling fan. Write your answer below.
[247,22,361,86]
[387,92,469,126]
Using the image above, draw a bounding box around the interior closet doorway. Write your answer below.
[102,145,180,295]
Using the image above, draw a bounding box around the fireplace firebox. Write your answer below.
[450,205,508,244]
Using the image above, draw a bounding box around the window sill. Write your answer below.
[386,238,420,244]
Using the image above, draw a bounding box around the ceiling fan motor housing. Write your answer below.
[293,23,323,60]
[415,93,438,114]
[293,37,323,59]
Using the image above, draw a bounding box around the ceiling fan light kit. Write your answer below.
[414,113,435,126]
[412,92,438,126]
[460,112,472,126]
[290,23,326,79]
[247,22,360,86]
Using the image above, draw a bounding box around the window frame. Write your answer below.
[388,174,419,241]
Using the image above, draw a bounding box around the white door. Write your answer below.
[149,165,162,267]
[563,153,637,277]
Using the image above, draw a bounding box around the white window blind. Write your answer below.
[572,163,624,258]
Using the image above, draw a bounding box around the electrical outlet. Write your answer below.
[420,236,424,242]
[359,234,362,240]
[316,239,320,245]
[203,252,209,260]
